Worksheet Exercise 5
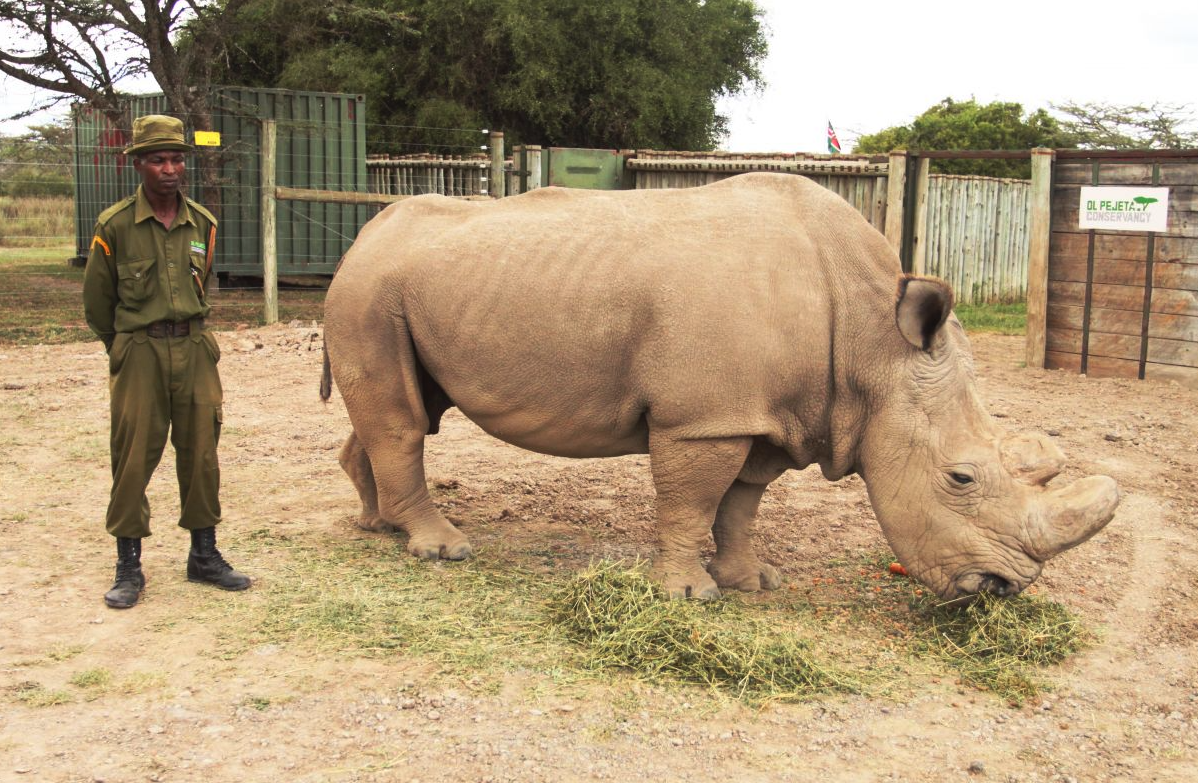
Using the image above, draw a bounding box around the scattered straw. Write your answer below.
[547,561,861,701]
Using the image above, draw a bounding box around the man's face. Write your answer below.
[134,151,186,198]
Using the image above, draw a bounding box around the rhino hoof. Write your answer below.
[656,569,722,601]
[409,539,473,561]
[707,559,782,592]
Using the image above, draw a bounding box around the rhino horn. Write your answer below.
[1031,475,1120,560]
[1001,433,1065,486]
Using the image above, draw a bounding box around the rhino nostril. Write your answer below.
[977,573,1013,596]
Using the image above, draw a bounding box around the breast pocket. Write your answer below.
[117,258,157,305]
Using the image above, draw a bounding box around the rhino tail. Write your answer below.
[320,337,333,402]
[320,253,351,403]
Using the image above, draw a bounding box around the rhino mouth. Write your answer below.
[954,572,1019,598]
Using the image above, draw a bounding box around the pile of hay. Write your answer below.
[547,561,859,700]
[912,589,1092,704]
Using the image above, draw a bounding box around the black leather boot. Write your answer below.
[187,526,251,591]
[104,537,145,609]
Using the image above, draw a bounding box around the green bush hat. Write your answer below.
[123,114,193,155]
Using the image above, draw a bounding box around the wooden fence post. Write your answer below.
[910,155,931,276]
[261,119,279,326]
[489,131,505,198]
[1025,147,1055,369]
[525,145,543,191]
[884,151,908,255]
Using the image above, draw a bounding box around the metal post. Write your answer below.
[261,120,279,325]
[489,131,505,199]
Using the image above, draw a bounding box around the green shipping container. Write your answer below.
[72,87,369,277]
[544,148,629,190]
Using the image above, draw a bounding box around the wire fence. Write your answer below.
[0,112,490,343]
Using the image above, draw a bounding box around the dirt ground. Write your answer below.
[1,324,1196,783]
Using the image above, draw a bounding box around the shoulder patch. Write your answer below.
[95,194,136,226]
[186,198,218,228]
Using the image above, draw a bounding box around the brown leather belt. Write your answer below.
[145,318,204,338]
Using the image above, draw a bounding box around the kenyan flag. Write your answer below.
[827,122,842,154]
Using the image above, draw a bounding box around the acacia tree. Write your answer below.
[0,0,252,204]
[1051,101,1198,149]
[854,98,1075,178]
[217,0,767,151]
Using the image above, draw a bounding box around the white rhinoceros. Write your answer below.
[321,172,1119,600]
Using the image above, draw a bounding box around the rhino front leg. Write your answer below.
[707,480,782,592]
[338,430,396,532]
[648,434,753,600]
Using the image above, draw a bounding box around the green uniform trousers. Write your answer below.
[106,327,224,538]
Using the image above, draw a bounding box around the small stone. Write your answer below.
[426,710,441,721]
[90,617,104,624]
[148,725,165,734]
[1046,428,1061,437]
[967,760,985,775]
[1103,432,1122,442]
[14,769,32,775]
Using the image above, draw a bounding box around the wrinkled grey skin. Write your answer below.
[322,173,1120,600]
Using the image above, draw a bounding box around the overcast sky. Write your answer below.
[720,0,1198,152]
[3,0,1197,151]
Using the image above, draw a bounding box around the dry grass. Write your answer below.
[547,561,863,701]
[912,591,1090,704]
[850,553,1092,705]
[0,195,73,248]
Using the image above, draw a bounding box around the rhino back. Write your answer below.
[330,173,901,458]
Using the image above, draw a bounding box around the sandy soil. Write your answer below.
[1,325,1196,783]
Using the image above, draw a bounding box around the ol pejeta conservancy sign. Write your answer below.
[1079,186,1170,232]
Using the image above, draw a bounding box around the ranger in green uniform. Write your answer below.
[84,115,251,609]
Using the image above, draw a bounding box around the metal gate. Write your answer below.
[1044,150,1198,386]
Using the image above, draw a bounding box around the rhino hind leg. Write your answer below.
[648,434,754,600]
[338,430,396,532]
[706,480,783,592]
[336,320,472,562]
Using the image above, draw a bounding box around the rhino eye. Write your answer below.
[949,471,975,486]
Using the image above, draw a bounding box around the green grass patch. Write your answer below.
[955,302,1027,335]
[70,668,113,689]
[45,643,86,662]
[547,561,862,701]
[12,681,73,707]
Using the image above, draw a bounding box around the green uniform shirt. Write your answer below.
[83,185,218,350]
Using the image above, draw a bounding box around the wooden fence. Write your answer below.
[1034,149,1198,386]
[367,154,490,197]
[626,151,893,234]
[913,174,1031,304]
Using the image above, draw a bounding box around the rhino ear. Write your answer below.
[895,275,954,351]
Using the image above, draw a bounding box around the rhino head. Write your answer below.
[854,277,1120,600]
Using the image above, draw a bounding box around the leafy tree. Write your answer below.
[1051,101,1198,149]
[854,98,1075,178]
[216,0,767,152]
[0,0,255,206]
[0,121,74,197]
